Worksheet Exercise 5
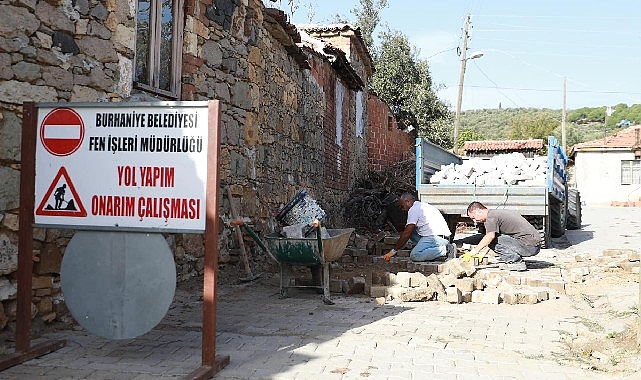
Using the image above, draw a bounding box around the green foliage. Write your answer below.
[565,104,641,130]
[354,0,451,148]
[567,107,606,123]
[459,106,640,147]
[409,60,451,145]
[508,113,557,140]
[606,103,641,128]
[459,108,558,140]
[458,128,484,149]
[369,30,450,146]
[370,30,419,127]
[351,0,387,52]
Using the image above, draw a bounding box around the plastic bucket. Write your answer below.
[276,189,326,227]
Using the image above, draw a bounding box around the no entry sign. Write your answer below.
[34,102,210,232]
[40,107,85,156]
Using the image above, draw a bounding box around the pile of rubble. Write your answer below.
[429,152,547,186]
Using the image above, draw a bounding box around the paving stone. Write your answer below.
[369,285,387,298]
[445,287,462,304]
[471,289,500,304]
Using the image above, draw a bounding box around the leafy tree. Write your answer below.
[351,0,387,52]
[607,103,641,128]
[508,114,557,140]
[369,30,419,129]
[408,60,451,144]
[458,128,484,149]
[354,1,450,147]
[368,30,450,144]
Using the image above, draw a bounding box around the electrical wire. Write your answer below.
[470,60,520,107]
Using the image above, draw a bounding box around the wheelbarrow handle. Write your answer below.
[230,219,279,263]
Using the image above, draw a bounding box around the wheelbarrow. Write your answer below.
[231,220,354,304]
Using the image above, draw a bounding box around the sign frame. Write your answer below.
[4,100,229,377]
[34,101,210,233]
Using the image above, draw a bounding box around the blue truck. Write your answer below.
[415,136,572,247]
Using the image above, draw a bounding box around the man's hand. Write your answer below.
[383,249,397,262]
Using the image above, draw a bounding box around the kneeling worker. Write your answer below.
[466,201,541,271]
[383,193,456,262]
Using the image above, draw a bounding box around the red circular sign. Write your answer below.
[40,108,85,156]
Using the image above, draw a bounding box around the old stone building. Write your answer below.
[0,0,396,330]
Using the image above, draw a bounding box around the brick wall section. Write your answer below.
[307,53,355,193]
[367,93,414,171]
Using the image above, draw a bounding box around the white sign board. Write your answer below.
[34,102,209,232]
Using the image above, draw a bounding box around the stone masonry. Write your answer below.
[0,0,389,331]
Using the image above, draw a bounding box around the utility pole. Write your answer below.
[561,77,566,150]
[453,14,471,155]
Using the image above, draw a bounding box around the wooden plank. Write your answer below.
[0,340,66,371]
[201,100,229,373]
[17,102,37,352]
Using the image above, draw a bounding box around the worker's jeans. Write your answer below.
[492,234,540,263]
[409,231,448,261]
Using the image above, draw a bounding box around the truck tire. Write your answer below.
[566,188,582,230]
[550,199,566,238]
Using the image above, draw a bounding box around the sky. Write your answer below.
[270,0,641,112]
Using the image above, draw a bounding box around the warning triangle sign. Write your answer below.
[36,166,87,217]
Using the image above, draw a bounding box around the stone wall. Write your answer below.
[0,0,370,329]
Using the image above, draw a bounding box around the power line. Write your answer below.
[475,28,636,34]
[466,85,641,95]
[470,61,520,107]
[475,37,632,50]
[473,14,641,21]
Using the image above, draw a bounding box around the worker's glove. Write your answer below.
[383,249,397,262]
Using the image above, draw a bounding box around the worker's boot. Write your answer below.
[446,243,457,259]
[499,261,527,271]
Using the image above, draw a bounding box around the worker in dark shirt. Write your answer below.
[466,201,540,271]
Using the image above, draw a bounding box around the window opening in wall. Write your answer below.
[135,0,184,98]
[355,91,364,138]
[335,80,345,146]
[621,160,641,185]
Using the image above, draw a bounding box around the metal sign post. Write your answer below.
[0,100,229,378]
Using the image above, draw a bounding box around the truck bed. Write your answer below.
[417,184,548,217]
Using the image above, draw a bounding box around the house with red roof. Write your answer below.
[569,125,641,206]
[463,139,545,158]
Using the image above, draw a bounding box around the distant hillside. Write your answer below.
[459,104,640,146]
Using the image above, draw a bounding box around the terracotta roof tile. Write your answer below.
[296,23,359,34]
[463,139,544,151]
[570,125,641,151]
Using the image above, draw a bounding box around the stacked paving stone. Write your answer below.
[367,259,566,305]
[429,152,548,186]
[569,249,640,279]
[332,233,641,306]
[329,232,567,305]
